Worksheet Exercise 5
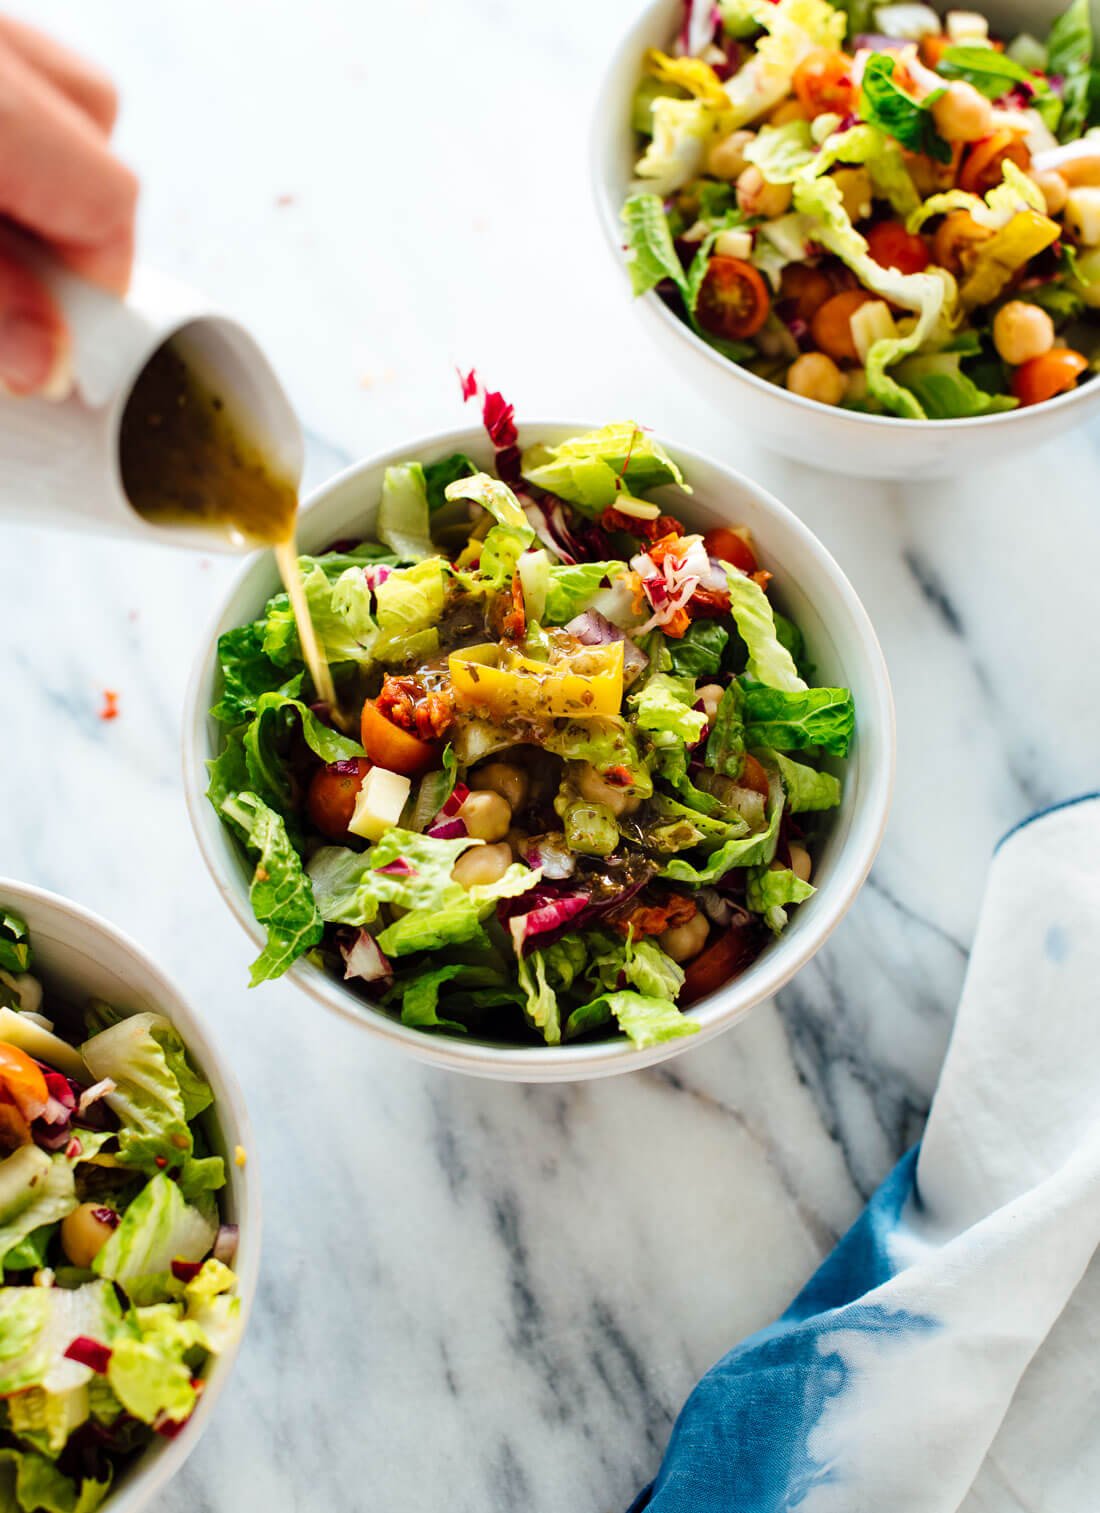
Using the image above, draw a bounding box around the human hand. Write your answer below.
[0,17,137,396]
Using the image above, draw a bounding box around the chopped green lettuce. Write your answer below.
[0,1146,76,1269]
[566,990,698,1048]
[520,423,687,515]
[746,864,815,932]
[371,558,447,663]
[423,453,478,511]
[622,193,689,298]
[894,350,1017,418]
[444,473,533,538]
[237,692,364,818]
[725,569,806,692]
[723,0,846,127]
[742,682,855,755]
[771,751,842,811]
[93,1173,216,1305]
[705,682,745,777]
[667,621,728,678]
[635,97,719,196]
[662,769,785,884]
[1046,0,1095,139]
[0,909,31,975]
[211,623,304,726]
[0,1445,109,1513]
[219,792,324,983]
[860,52,949,161]
[630,672,708,746]
[262,561,376,672]
[377,463,434,562]
[544,561,625,624]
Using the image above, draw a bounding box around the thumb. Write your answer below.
[0,248,71,398]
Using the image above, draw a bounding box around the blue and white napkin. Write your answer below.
[630,794,1100,1513]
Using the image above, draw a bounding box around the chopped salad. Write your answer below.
[207,380,854,1049]
[622,0,1100,417]
[0,910,240,1509]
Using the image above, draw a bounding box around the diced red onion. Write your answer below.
[213,1224,240,1266]
[171,1259,204,1283]
[376,858,417,877]
[77,1078,116,1117]
[426,818,468,841]
[64,1337,112,1374]
[340,930,392,984]
[441,783,470,817]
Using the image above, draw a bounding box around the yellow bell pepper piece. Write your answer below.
[959,210,1061,310]
[449,641,625,720]
[646,48,731,109]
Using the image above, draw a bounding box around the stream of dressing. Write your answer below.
[118,340,338,713]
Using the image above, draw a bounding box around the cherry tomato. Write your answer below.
[959,131,1031,197]
[0,1044,49,1121]
[359,699,440,778]
[696,256,771,342]
[931,209,992,273]
[306,758,372,841]
[810,289,876,363]
[866,220,931,275]
[779,264,834,323]
[681,925,763,1006]
[1011,349,1089,406]
[738,752,771,799]
[793,49,856,115]
[702,526,758,575]
[919,33,952,67]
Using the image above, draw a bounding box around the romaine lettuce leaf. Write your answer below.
[219,792,324,983]
[0,909,31,975]
[705,681,745,777]
[725,569,806,691]
[93,1173,216,1305]
[907,160,1047,233]
[0,1279,121,1398]
[635,97,720,196]
[860,52,949,160]
[81,1014,223,1200]
[423,452,478,511]
[622,193,689,298]
[566,990,698,1048]
[377,463,434,562]
[0,1146,76,1269]
[667,621,728,678]
[517,952,561,1045]
[1046,0,1095,138]
[0,1446,108,1513]
[938,44,1061,129]
[746,864,815,932]
[211,623,304,726]
[544,561,625,624]
[742,682,855,755]
[545,720,654,796]
[372,558,447,663]
[894,350,1017,418]
[444,473,534,539]
[771,751,842,811]
[661,769,785,883]
[520,423,688,515]
[584,930,686,1002]
[106,1303,204,1426]
[630,672,708,746]
[238,692,364,818]
[262,561,376,671]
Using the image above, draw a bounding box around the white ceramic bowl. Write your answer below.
[0,879,259,1513]
[592,0,1100,479]
[183,421,895,1082]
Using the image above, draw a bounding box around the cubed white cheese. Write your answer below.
[1066,187,1100,246]
[349,768,411,841]
[850,301,899,364]
[713,228,754,260]
[946,10,990,41]
[873,4,940,41]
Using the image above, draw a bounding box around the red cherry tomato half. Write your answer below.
[696,256,771,342]
[866,220,931,276]
[702,526,758,575]
[793,48,857,116]
[306,758,373,841]
[359,699,440,778]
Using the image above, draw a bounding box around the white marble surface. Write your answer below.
[2,1,1100,1509]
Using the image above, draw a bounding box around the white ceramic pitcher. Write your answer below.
[0,259,302,551]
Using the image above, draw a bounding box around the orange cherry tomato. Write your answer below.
[779,264,834,323]
[919,33,952,67]
[793,49,856,116]
[866,220,931,275]
[739,752,771,799]
[696,256,771,342]
[681,925,763,1006]
[0,1044,49,1121]
[959,131,1031,197]
[702,526,758,575]
[1011,350,1089,407]
[810,289,876,363]
[359,699,440,778]
[931,209,993,273]
[306,758,372,841]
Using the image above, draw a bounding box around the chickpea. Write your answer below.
[786,352,845,406]
[698,684,725,721]
[456,789,511,842]
[471,760,528,813]
[659,910,710,964]
[788,843,813,884]
[931,81,994,143]
[736,165,793,220]
[992,301,1055,365]
[572,762,641,817]
[452,841,513,890]
[1031,169,1068,216]
[932,209,992,274]
[60,1203,118,1269]
[706,129,756,181]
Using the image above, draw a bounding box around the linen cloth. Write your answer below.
[630,794,1100,1513]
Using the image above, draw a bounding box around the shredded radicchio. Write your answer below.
[565,610,648,681]
[425,818,467,841]
[498,860,657,956]
[458,369,521,482]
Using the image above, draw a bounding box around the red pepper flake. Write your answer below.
[64,1337,112,1374]
[98,690,119,721]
